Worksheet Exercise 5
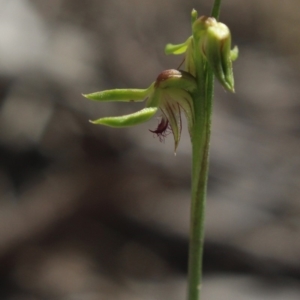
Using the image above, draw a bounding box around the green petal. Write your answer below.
[90,107,158,127]
[167,89,195,137]
[83,88,150,102]
[161,100,182,152]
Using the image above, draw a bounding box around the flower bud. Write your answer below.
[194,16,235,92]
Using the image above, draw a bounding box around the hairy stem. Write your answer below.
[187,1,221,300]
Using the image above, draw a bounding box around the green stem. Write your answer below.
[211,0,222,19]
[187,1,221,300]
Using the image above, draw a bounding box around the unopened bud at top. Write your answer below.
[193,16,236,92]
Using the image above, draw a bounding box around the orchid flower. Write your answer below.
[84,69,197,151]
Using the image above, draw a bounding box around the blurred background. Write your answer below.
[0,0,300,299]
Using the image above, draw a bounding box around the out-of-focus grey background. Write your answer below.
[0,0,300,299]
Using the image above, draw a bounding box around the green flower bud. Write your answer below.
[194,16,236,92]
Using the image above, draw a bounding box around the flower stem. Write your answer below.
[187,1,222,300]
[211,0,222,19]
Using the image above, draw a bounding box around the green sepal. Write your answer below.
[164,37,191,55]
[184,39,196,76]
[83,88,150,102]
[167,88,195,137]
[90,107,158,127]
[146,89,161,108]
[160,100,181,152]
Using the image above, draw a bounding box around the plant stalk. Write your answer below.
[187,1,221,300]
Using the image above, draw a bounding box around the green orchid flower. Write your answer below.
[83,69,197,151]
